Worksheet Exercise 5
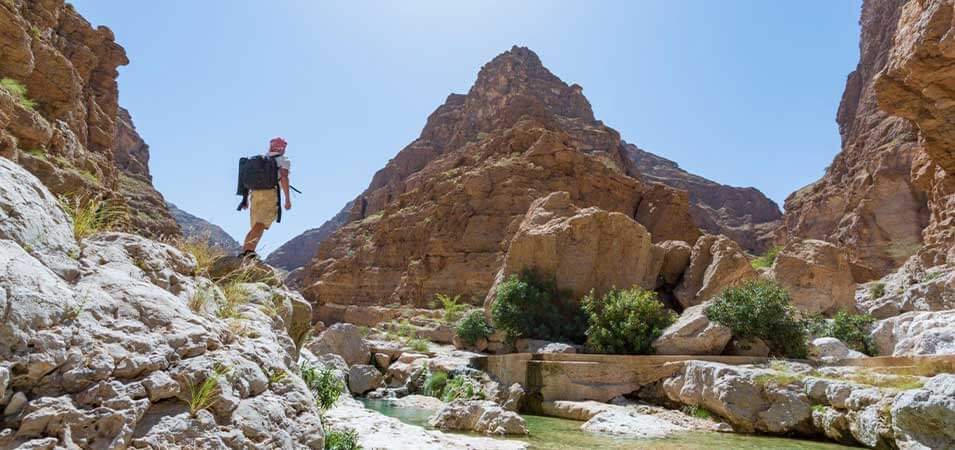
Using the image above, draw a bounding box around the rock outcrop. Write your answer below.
[781,0,955,278]
[871,309,955,356]
[622,143,782,253]
[651,302,732,355]
[0,0,177,239]
[167,202,242,254]
[266,202,352,270]
[769,239,857,315]
[486,191,657,304]
[302,47,711,319]
[0,157,324,449]
[674,234,756,309]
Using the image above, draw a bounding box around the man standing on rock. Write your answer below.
[238,137,292,258]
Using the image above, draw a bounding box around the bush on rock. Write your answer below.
[705,280,808,358]
[491,269,586,343]
[456,310,492,346]
[583,287,677,355]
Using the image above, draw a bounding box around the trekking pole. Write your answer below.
[290,185,303,194]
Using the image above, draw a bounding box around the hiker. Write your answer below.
[237,137,292,258]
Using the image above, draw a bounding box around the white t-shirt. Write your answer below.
[267,152,291,172]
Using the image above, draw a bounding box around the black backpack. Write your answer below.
[237,155,278,193]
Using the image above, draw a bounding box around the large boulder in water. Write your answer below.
[428,400,528,436]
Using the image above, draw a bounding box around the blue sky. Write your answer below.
[72,0,863,253]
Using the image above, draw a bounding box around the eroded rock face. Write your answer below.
[0,160,324,449]
[779,0,928,279]
[892,374,955,450]
[265,202,352,271]
[770,240,856,315]
[307,323,370,367]
[674,235,756,309]
[622,143,782,253]
[855,256,954,318]
[0,1,176,239]
[871,309,955,356]
[486,191,657,304]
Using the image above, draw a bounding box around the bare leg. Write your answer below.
[243,222,267,252]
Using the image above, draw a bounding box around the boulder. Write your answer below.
[770,240,856,315]
[580,409,684,438]
[373,352,392,370]
[488,191,657,304]
[891,374,955,450]
[452,335,489,353]
[662,361,812,434]
[871,310,955,356]
[428,400,528,436]
[674,235,756,309]
[307,323,370,366]
[502,383,525,412]
[348,365,384,395]
[856,260,955,319]
[651,302,731,355]
[808,338,866,362]
[658,240,692,286]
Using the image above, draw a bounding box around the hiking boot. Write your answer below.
[238,250,259,260]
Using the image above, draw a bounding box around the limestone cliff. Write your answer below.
[779,0,930,280]
[301,47,787,322]
[0,0,177,239]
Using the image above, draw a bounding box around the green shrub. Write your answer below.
[396,319,414,339]
[436,293,467,324]
[300,362,344,411]
[442,376,483,402]
[681,405,713,420]
[751,246,782,269]
[185,364,231,417]
[407,337,430,352]
[0,77,36,110]
[869,282,886,300]
[491,269,586,343]
[815,310,876,355]
[325,428,361,450]
[705,280,808,358]
[422,370,448,398]
[456,310,492,345]
[582,287,676,355]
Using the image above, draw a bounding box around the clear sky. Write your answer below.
[71,0,863,253]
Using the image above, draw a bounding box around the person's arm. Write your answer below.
[280,168,291,209]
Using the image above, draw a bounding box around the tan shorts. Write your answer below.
[250,189,278,229]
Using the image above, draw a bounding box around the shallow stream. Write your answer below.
[361,399,858,450]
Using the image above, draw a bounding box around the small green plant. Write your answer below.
[491,269,587,343]
[582,287,676,355]
[811,404,827,414]
[396,319,415,339]
[407,337,430,352]
[456,310,492,346]
[357,325,371,338]
[325,428,361,450]
[751,246,782,269]
[705,280,808,358]
[869,282,886,300]
[268,368,288,385]
[442,376,483,402]
[754,371,803,387]
[921,271,943,283]
[824,310,876,355]
[1,77,36,110]
[186,364,231,417]
[681,405,713,420]
[300,363,345,411]
[59,196,127,240]
[436,293,467,324]
[422,370,448,398]
[23,148,45,159]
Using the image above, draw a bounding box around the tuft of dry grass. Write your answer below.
[185,364,230,417]
[59,195,128,240]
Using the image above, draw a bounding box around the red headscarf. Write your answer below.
[269,137,288,154]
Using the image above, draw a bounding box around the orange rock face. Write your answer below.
[779,0,931,280]
[302,47,708,317]
[0,0,176,238]
[875,0,955,266]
